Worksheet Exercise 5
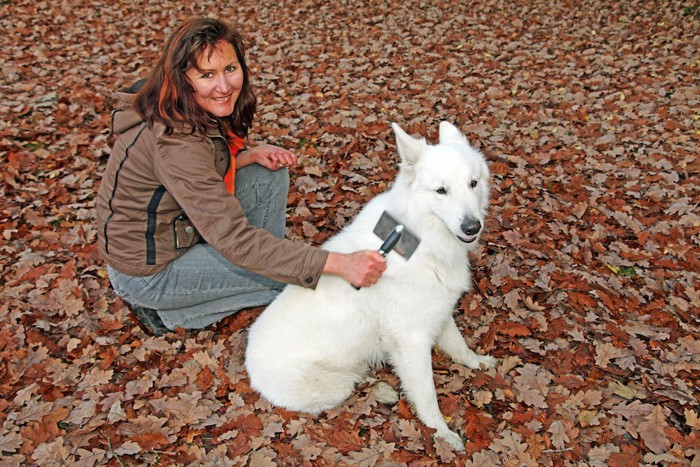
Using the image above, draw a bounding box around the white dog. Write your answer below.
[245,122,496,450]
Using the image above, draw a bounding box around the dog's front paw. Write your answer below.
[437,429,465,452]
[477,354,497,369]
[465,353,497,370]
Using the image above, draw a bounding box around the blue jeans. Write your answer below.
[108,164,288,330]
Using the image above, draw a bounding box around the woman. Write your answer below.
[96,17,385,335]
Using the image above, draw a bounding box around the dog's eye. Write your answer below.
[470,180,478,188]
[435,187,447,195]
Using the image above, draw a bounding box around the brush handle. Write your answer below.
[353,225,404,290]
[378,225,404,257]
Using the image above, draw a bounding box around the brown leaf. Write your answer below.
[504,289,520,310]
[547,420,569,450]
[500,322,531,337]
[231,414,263,438]
[594,342,624,368]
[567,292,597,310]
[684,409,700,430]
[31,437,70,465]
[638,405,671,454]
[608,445,641,467]
[397,399,414,420]
[131,433,170,451]
[326,430,364,454]
[463,406,495,450]
[609,382,648,401]
[196,367,214,392]
[513,364,552,409]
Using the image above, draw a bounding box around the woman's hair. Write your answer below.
[134,17,256,137]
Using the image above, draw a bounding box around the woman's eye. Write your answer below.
[226,65,237,73]
[470,180,478,188]
[435,187,447,195]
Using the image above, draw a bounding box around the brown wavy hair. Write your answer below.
[134,17,256,138]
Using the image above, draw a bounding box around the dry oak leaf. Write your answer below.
[50,278,84,317]
[500,322,531,337]
[504,289,520,310]
[65,399,97,426]
[490,430,538,467]
[524,296,546,311]
[230,413,263,438]
[342,446,384,466]
[261,420,284,439]
[594,342,625,368]
[196,366,215,392]
[397,419,425,451]
[113,440,141,456]
[463,407,497,450]
[578,409,604,427]
[248,449,278,467]
[684,408,700,430]
[513,364,552,409]
[567,291,597,309]
[130,432,170,451]
[193,349,219,368]
[224,431,252,458]
[548,420,570,450]
[107,400,127,423]
[124,370,157,398]
[643,452,690,465]
[72,448,107,467]
[17,399,54,424]
[0,425,23,453]
[612,401,652,419]
[31,437,70,466]
[396,398,414,420]
[587,445,612,465]
[637,405,671,455]
[465,450,501,466]
[118,414,169,438]
[608,445,642,467]
[77,368,113,392]
[291,434,323,461]
[609,381,648,400]
[433,435,458,463]
[326,430,365,454]
[471,389,493,408]
[497,355,523,376]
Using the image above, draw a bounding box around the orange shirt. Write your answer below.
[224,133,245,194]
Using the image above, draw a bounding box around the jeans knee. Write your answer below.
[236,165,288,195]
[268,167,290,193]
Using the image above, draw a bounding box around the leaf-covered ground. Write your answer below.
[1,0,698,465]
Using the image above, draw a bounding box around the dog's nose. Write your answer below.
[461,217,481,236]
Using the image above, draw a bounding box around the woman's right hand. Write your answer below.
[237,145,298,171]
[324,251,387,288]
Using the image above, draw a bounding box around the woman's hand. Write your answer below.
[324,251,387,288]
[237,145,298,171]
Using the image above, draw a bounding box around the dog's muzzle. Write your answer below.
[458,217,481,243]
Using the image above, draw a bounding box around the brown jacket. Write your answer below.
[96,87,328,288]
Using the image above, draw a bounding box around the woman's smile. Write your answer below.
[186,41,243,117]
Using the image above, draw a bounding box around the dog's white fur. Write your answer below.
[245,122,496,450]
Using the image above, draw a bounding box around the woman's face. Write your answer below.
[186,40,244,118]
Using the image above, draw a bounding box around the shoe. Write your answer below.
[128,304,170,336]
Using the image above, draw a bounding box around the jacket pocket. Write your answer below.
[173,213,199,249]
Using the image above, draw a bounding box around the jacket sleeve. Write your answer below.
[153,130,328,288]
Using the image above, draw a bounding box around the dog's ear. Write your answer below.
[392,122,426,167]
[439,121,467,145]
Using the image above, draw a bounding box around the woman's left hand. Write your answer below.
[240,145,298,171]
